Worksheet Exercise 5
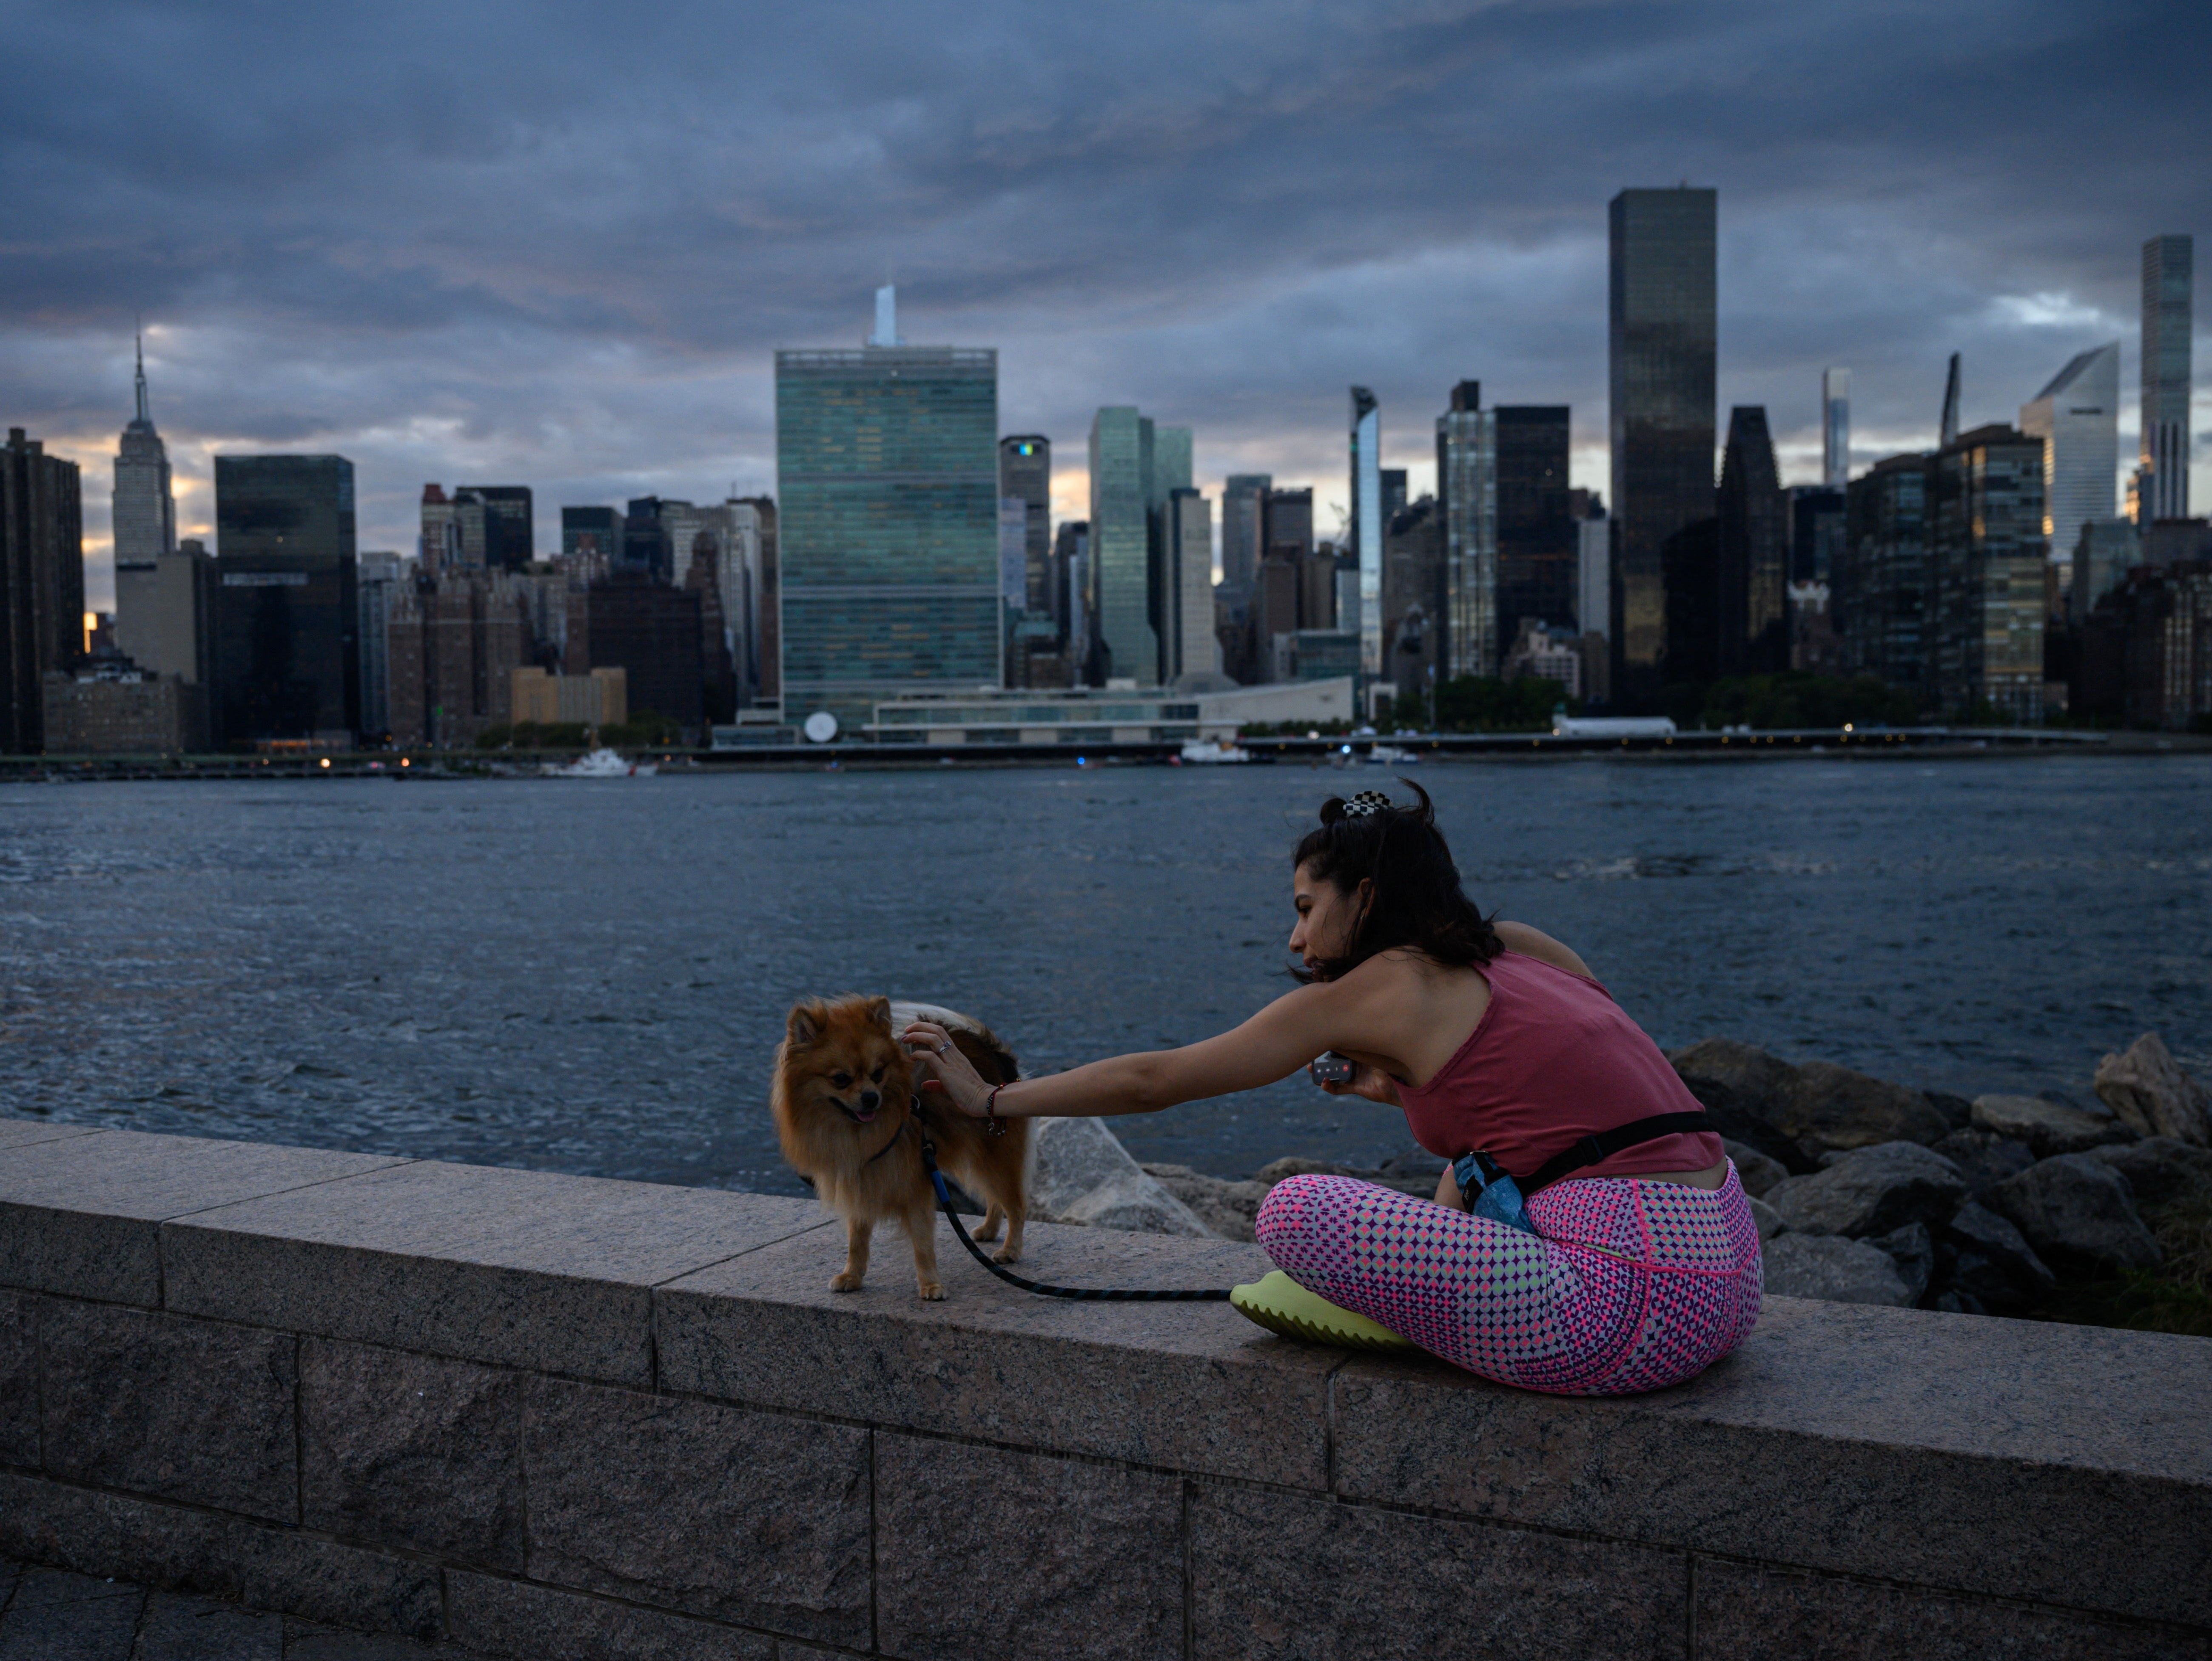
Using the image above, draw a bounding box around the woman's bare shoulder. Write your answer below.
[1492,921,1595,980]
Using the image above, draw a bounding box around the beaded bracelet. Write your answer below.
[983,1084,1007,1137]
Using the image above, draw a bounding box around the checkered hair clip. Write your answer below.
[1342,790,1393,819]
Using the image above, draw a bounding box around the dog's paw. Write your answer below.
[972,1219,1004,1243]
[991,1243,1022,1265]
[829,1271,865,1293]
[917,1279,947,1301]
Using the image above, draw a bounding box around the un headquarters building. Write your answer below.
[774,336,1000,734]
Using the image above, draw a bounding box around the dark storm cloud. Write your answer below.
[2,0,2204,595]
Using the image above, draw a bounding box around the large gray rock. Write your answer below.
[1031,1118,1212,1237]
[1669,1037,1800,1116]
[2086,1137,2212,1214]
[1668,1040,1816,1172]
[1140,1165,1269,1242]
[1762,1142,1965,1239]
[1762,1234,1915,1306]
[1985,1154,2161,1276]
[2094,1032,2211,1146]
[1746,1196,1786,1240]
[1868,1221,1933,1302]
[1936,1200,2056,1314]
[1722,1140,1788,1198]
[1782,1062,1955,1153]
[1930,1127,2037,1197]
[1970,1094,2135,1158]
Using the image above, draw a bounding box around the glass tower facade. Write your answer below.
[1609,187,1717,708]
[1932,426,2046,723]
[1219,475,1270,592]
[1350,388,1381,673]
[998,436,1052,614]
[1088,407,1154,685]
[1840,452,1932,702]
[1717,406,1787,675]
[2139,235,2192,523]
[2019,342,2118,568]
[1822,368,1851,490]
[1495,405,1574,655]
[1435,381,1496,678]
[211,454,359,745]
[776,345,1000,728]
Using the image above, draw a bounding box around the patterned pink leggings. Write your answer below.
[1253,1165,1764,1395]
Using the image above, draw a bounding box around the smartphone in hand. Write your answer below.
[1309,1052,1356,1087]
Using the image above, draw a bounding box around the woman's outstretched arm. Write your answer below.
[903,970,1396,1121]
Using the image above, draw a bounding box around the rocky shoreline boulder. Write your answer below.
[1762,1234,1915,1305]
[1763,1142,1966,1238]
[2094,1032,2210,1145]
[1031,1117,1211,1236]
[1934,1201,2056,1315]
[1970,1093,2136,1158]
[2085,1137,2212,1213]
[1668,1038,1954,1162]
[1984,1154,2162,1276]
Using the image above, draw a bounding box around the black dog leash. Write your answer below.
[916,1128,1230,1302]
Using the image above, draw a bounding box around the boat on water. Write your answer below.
[547,748,657,778]
[1177,739,1250,764]
[1367,744,1418,764]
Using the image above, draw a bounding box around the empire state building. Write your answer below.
[113,334,175,562]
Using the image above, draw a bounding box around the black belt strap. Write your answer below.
[1520,1112,1717,1195]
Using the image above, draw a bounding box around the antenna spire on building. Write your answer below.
[133,320,150,426]
[1939,353,1961,447]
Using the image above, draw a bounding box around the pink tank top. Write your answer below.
[1396,951,1722,1182]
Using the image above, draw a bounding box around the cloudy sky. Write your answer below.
[4,0,2205,606]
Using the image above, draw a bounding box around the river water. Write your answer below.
[2,754,2207,1195]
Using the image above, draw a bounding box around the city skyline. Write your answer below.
[1,2,2205,606]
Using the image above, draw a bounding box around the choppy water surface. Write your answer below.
[2,755,2207,1195]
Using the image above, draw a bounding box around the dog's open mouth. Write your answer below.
[835,1097,894,1126]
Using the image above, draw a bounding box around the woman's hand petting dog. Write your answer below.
[902,1020,994,1118]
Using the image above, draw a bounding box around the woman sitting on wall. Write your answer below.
[902,784,1761,1396]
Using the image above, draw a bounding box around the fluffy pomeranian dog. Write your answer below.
[772,994,1031,1300]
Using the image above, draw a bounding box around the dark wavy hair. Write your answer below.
[1291,781,1501,982]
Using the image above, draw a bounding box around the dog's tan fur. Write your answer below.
[771,994,1031,1299]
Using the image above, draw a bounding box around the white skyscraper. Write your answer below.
[2019,341,2120,566]
[2139,235,2193,522]
[111,333,208,687]
[1822,368,1850,489]
[111,333,175,565]
[1349,388,1381,673]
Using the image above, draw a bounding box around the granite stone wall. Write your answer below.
[0,1118,2206,1660]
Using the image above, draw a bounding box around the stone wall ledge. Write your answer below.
[3,1122,2208,1661]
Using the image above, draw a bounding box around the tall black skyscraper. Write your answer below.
[211,454,359,745]
[1609,187,1717,708]
[998,436,1052,614]
[1495,406,1574,653]
[1,428,85,753]
[1716,407,1786,675]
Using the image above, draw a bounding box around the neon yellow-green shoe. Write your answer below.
[1230,1271,1415,1351]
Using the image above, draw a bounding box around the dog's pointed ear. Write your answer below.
[787,1001,824,1046]
[864,995,892,1031]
